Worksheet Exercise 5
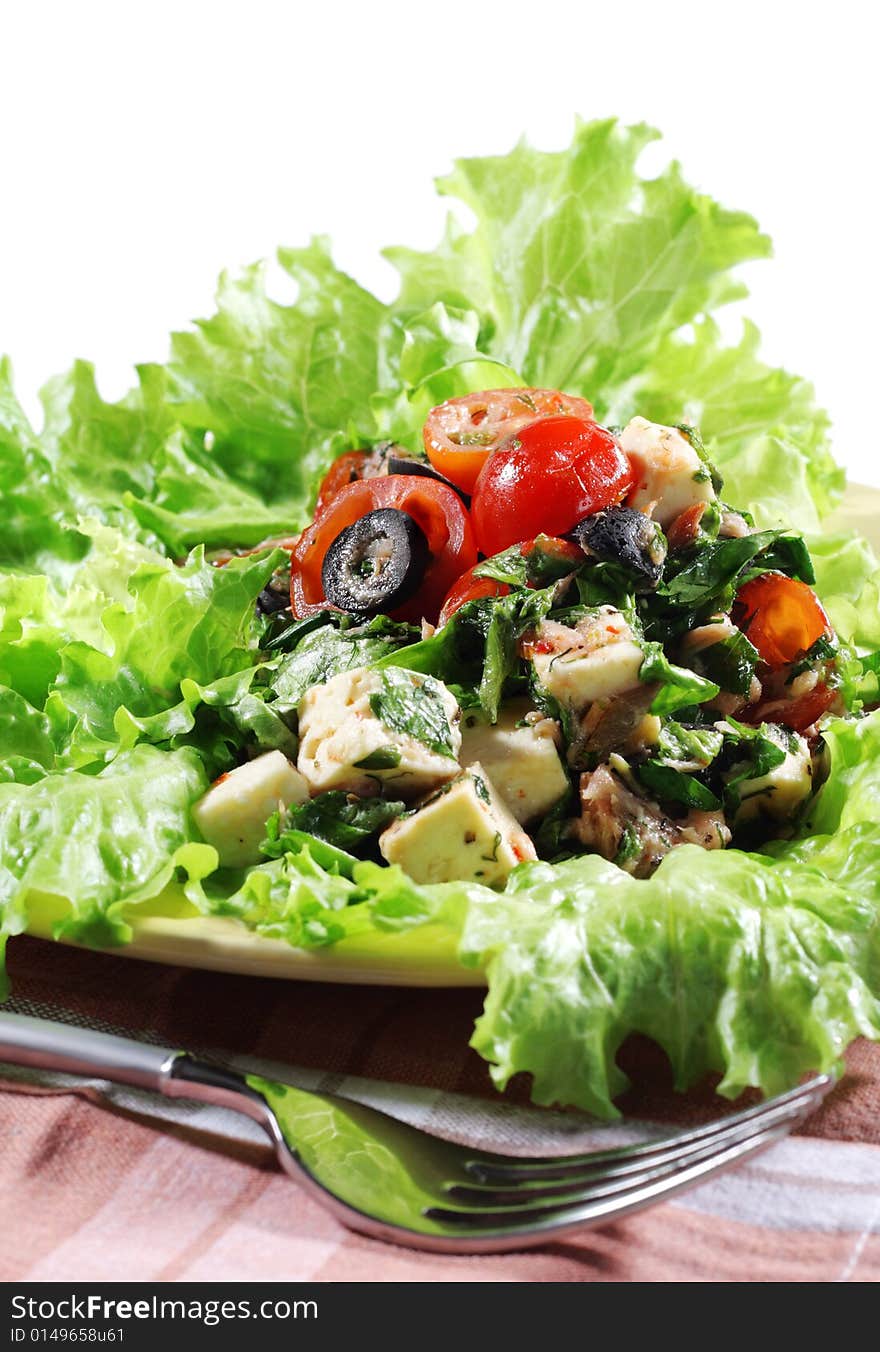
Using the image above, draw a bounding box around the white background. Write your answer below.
[2,0,877,484]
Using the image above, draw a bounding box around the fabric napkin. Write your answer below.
[1,934,878,1282]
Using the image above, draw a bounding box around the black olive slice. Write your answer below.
[571,506,667,590]
[321,508,430,615]
[386,456,472,508]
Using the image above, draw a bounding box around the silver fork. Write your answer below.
[0,1012,835,1254]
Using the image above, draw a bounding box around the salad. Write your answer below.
[202,398,849,893]
[2,120,879,1119]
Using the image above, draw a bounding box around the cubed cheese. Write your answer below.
[620,416,716,528]
[732,731,813,823]
[379,763,537,886]
[297,665,461,799]
[459,700,569,824]
[522,608,645,712]
[192,750,310,868]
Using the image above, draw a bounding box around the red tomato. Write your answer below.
[777,683,837,732]
[315,451,370,516]
[438,566,509,627]
[471,416,634,557]
[423,388,595,494]
[734,574,830,668]
[290,475,477,624]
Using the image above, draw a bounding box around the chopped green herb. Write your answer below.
[270,615,417,710]
[613,825,642,868]
[718,719,789,814]
[636,760,721,811]
[484,831,502,862]
[639,642,720,715]
[354,746,402,770]
[698,630,760,697]
[370,668,457,758]
[655,721,724,768]
[676,422,724,494]
[475,535,582,589]
[263,792,406,857]
[533,788,577,861]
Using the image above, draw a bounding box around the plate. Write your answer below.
[23,483,880,987]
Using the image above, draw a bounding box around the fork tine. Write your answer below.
[462,1073,835,1184]
[443,1085,824,1208]
[424,1117,796,1238]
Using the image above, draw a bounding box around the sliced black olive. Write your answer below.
[321,508,430,615]
[571,506,667,590]
[386,455,472,508]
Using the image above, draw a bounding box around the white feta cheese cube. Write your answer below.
[621,416,716,528]
[459,700,569,824]
[522,608,645,713]
[297,666,461,799]
[379,763,537,886]
[192,750,310,868]
[732,731,813,823]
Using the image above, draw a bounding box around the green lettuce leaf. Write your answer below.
[809,530,880,649]
[0,687,56,785]
[626,319,842,526]
[387,120,769,396]
[166,238,387,518]
[0,522,284,769]
[0,746,213,962]
[386,123,839,524]
[125,429,305,553]
[0,359,90,577]
[459,828,880,1118]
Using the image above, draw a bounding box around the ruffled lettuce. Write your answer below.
[0,745,213,973]
[458,713,880,1116]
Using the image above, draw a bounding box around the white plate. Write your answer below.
[24,483,880,987]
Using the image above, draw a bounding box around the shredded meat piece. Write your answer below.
[519,608,632,664]
[523,710,564,747]
[209,533,300,566]
[679,810,733,851]
[719,510,752,539]
[707,677,763,718]
[572,765,730,878]
[681,616,738,653]
[571,686,660,765]
[361,441,404,478]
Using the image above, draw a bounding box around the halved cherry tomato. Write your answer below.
[290,476,477,624]
[777,683,837,733]
[423,388,595,494]
[438,566,509,627]
[734,573,830,669]
[315,451,370,516]
[471,416,635,557]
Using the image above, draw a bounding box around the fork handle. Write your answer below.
[0,1011,181,1090]
[0,1011,276,1132]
